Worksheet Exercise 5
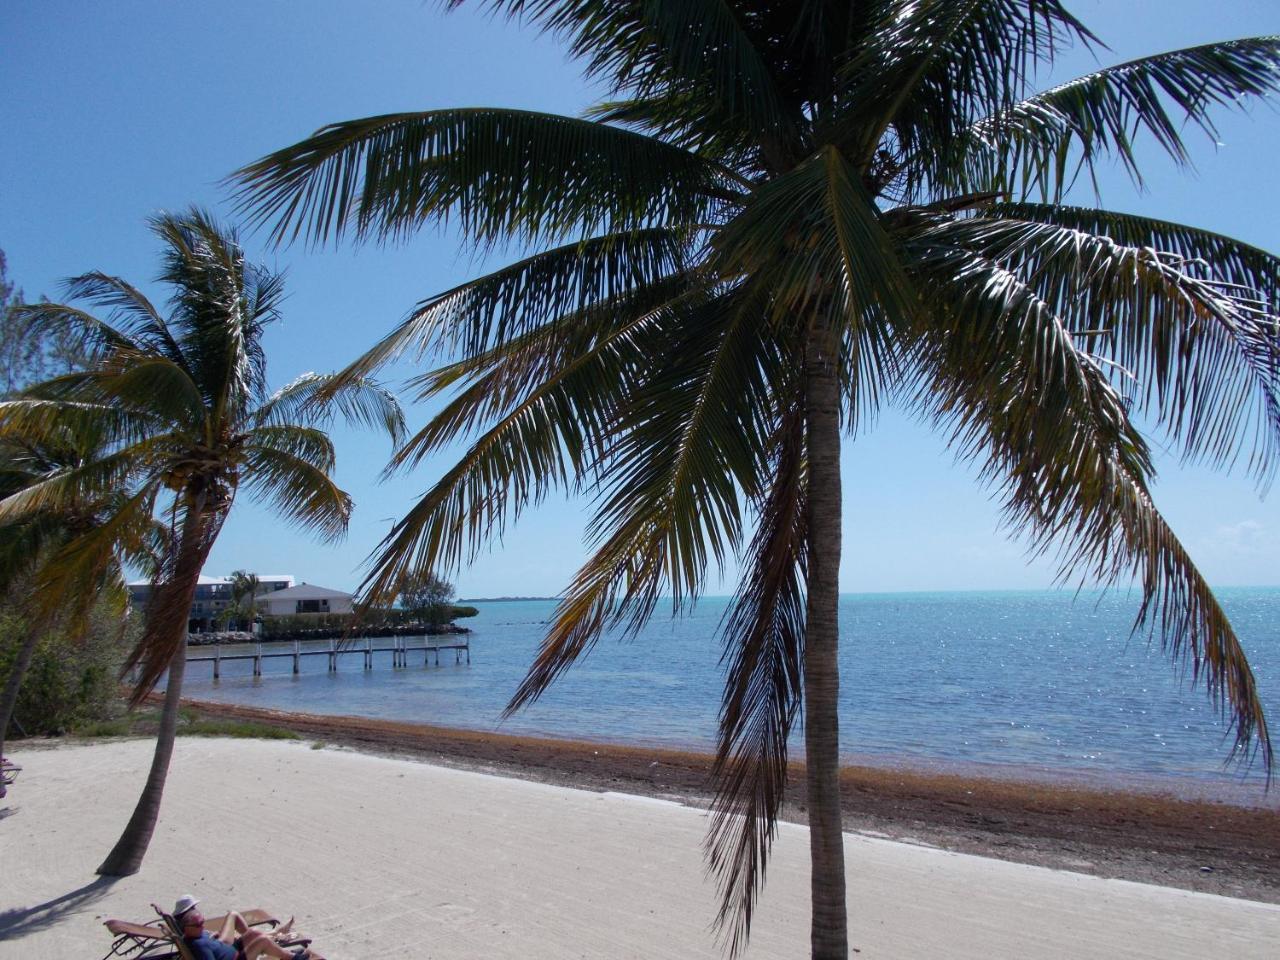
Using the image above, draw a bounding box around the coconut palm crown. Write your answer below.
[232,4,1280,956]
[0,209,405,873]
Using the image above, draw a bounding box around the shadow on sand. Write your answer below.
[0,875,119,940]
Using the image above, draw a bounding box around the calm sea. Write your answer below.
[181,589,1280,799]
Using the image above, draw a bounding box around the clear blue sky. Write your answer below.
[2,1,1278,597]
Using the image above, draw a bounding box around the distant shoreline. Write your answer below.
[459,596,559,602]
[459,586,1280,603]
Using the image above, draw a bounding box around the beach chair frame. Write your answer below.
[150,904,307,960]
[100,918,179,960]
[101,908,281,960]
[0,757,20,798]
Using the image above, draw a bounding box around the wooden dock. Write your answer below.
[187,636,470,678]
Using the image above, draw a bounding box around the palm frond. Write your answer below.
[242,424,337,473]
[12,302,145,363]
[990,202,1280,310]
[923,209,1280,484]
[709,146,912,433]
[836,0,1092,169]
[90,356,207,428]
[0,399,163,469]
[149,209,273,419]
[586,292,777,598]
[819,145,914,424]
[451,0,792,150]
[507,288,780,712]
[585,92,758,167]
[0,514,67,592]
[906,243,1271,769]
[16,357,206,434]
[241,444,352,544]
[230,108,739,249]
[115,509,173,583]
[253,372,406,446]
[707,399,807,955]
[954,37,1280,199]
[57,272,189,370]
[332,228,692,387]
[391,275,694,477]
[356,283,691,608]
[712,148,914,333]
[0,438,159,524]
[25,484,157,629]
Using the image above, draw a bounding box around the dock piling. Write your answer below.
[187,637,470,676]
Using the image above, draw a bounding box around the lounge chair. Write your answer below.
[151,904,311,960]
[101,908,288,960]
[0,757,19,798]
[101,918,176,960]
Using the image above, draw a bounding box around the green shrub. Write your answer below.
[72,707,299,741]
[75,717,134,738]
[0,602,135,737]
[180,720,298,740]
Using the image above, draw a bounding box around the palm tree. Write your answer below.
[0,209,404,874]
[231,5,1280,956]
[226,569,262,630]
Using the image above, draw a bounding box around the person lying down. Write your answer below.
[172,895,326,960]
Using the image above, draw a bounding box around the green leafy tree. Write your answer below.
[0,255,124,757]
[398,570,456,627]
[233,5,1280,956]
[0,592,139,739]
[0,249,89,395]
[0,429,158,761]
[0,210,404,874]
[224,569,263,630]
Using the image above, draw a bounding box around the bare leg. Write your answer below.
[215,915,234,943]
[238,930,292,959]
[214,911,249,942]
[239,929,325,960]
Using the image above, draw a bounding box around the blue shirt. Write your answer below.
[184,932,239,960]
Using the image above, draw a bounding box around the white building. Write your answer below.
[127,574,295,632]
[256,583,355,617]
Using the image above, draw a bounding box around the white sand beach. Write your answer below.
[1,737,1276,959]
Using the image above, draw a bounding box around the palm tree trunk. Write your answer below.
[803,318,847,960]
[95,635,187,876]
[0,623,41,759]
[97,494,217,876]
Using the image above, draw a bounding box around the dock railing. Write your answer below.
[190,635,470,678]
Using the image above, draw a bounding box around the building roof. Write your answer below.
[127,574,295,588]
[260,583,353,601]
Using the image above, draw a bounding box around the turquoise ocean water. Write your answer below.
[181,589,1279,798]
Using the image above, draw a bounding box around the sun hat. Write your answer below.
[173,895,200,919]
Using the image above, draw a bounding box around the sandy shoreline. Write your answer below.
[2,735,1278,959]
[162,699,1280,905]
